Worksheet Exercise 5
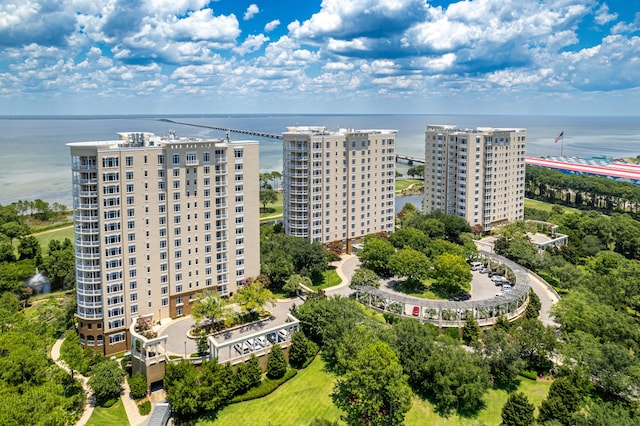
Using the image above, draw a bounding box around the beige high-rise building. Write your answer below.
[423,125,526,231]
[282,126,396,253]
[68,132,260,355]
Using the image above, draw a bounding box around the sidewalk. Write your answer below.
[50,335,95,426]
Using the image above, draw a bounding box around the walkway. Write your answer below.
[50,335,95,426]
[51,333,150,426]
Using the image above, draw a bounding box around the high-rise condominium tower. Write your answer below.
[282,126,396,252]
[423,125,526,231]
[68,132,259,355]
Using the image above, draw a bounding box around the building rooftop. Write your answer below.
[67,131,258,149]
[283,126,397,136]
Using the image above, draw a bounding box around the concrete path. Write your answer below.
[120,377,148,426]
[50,335,95,426]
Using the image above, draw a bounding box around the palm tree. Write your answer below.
[270,171,283,191]
[191,291,231,330]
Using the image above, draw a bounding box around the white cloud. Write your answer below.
[264,19,280,32]
[244,4,259,21]
[594,3,617,25]
[233,34,269,55]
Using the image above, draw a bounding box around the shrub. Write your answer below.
[520,370,537,381]
[444,327,461,341]
[101,398,118,408]
[138,400,151,415]
[231,369,297,403]
[266,344,287,379]
[127,373,147,400]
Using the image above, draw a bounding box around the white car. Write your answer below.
[256,336,268,347]
[491,275,505,282]
[495,293,506,298]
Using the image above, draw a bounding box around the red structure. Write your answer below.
[526,157,640,185]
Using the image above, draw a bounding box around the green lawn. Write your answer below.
[395,179,423,192]
[524,198,579,214]
[86,399,129,426]
[310,268,342,291]
[259,192,284,221]
[33,225,75,251]
[203,357,342,425]
[205,357,551,426]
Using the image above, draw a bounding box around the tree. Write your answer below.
[462,317,480,345]
[480,328,526,389]
[358,235,395,276]
[391,318,437,387]
[165,361,200,418]
[60,332,86,378]
[501,392,535,426]
[270,171,283,190]
[513,318,557,372]
[260,248,294,288]
[422,344,490,414]
[0,222,28,243]
[41,240,75,290]
[197,336,209,356]
[283,274,311,296]
[431,253,472,294]
[127,373,147,400]
[236,282,277,315]
[0,243,16,263]
[407,165,425,179]
[266,344,288,379]
[525,288,541,319]
[235,355,262,394]
[349,267,380,289]
[332,341,412,426]
[87,360,125,405]
[388,247,431,285]
[259,189,278,212]
[0,292,20,333]
[289,237,328,280]
[191,291,230,329]
[289,331,314,368]
[17,236,40,260]
[388,227,430,252]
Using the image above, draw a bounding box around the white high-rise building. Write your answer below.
[282,126,396,253]
[423,125,526,231]
[68,132,260,355]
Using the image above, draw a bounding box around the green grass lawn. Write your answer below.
[395,179,423,192]
[205,356,551,426]
[259,192,283,221]
[33,225,74,251]
[524,198,579,214]
[86,399,129,426]
[310,268,342,291]
[202,357,342,425]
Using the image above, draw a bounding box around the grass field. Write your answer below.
[206,357,551,426]
[259,192,283,221]
[524,198,579,214]
[396,179,423,192]
[86,399,129,426]
[33,225,74,250]
[203,357,342,425]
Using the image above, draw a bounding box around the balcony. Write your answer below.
[215,156,227,163]
[75,226,100,235]
[72,176,98,185]
[75,238,100,247]
[72,163,97,171]
[74,214,99,222]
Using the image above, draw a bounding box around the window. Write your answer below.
[102,157,119,168]
[173,154,180,165]
[126,156,133,167]
[126,184,134,193]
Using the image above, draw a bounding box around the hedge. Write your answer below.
[230,369,298,403]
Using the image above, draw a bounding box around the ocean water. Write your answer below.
[1,114,639,208]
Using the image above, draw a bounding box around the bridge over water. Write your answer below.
[159,119,282,139]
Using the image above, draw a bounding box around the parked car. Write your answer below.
[412,306,420,316]
[277,329,289,342]
[266,332,277,344]
[454,293,471,301]
[495,293,506,298]
[491,275,505,282]
[256,336,268,347]
[502,284,512,291]
[479,267,491,274]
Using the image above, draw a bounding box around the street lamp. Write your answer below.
[184,341,187,358]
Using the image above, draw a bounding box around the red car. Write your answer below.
[412,306,420,316]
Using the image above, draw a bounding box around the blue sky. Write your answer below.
[1,0,639,115]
